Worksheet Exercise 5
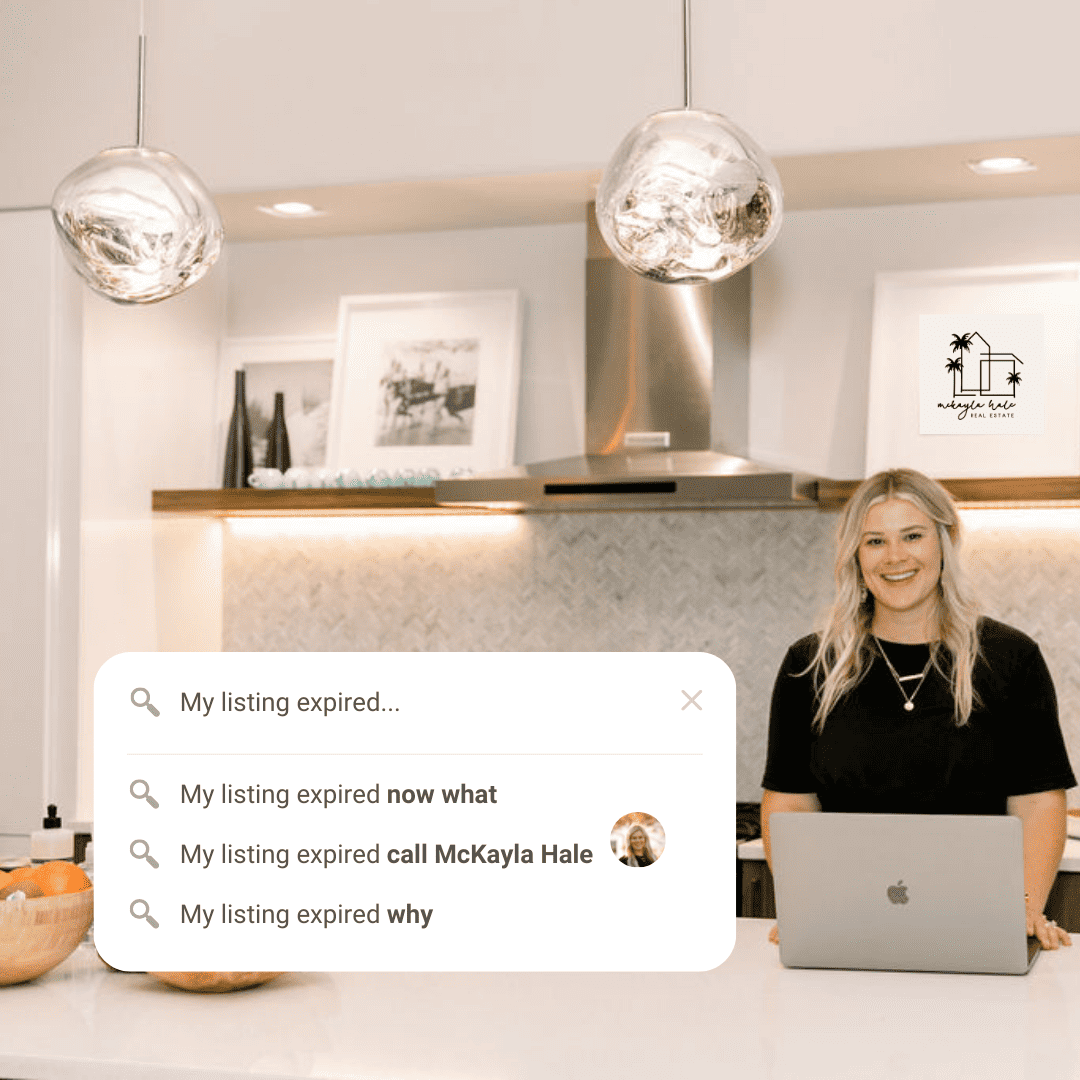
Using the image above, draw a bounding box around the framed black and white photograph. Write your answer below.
[216,336,336,470]
[375,337,480,448]
[328,290,522,474]
[866,264,1080,478]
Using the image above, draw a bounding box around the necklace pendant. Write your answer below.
[904,701,914,712]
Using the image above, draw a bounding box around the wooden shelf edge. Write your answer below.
[151,488,512,516]
[816,476,1080,511]
[154,477,1080,516]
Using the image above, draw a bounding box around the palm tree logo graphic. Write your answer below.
[945,333,972,396]
[944,331,1022,397]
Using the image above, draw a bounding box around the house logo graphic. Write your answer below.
[919,314,1044,435]
[944,331,1023,399]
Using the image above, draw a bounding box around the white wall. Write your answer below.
[749,192,1080,479]
[223,193,1080,482]
[6,0,1080,206]
[0,211,81,839]
[226,223,586,465]
[82,274,230,516]
[78,268,228,820]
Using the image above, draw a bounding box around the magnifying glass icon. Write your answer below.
[131,688,160,717]
[130,899,159,928]
[129,779,159,809]
[130,839,160,868]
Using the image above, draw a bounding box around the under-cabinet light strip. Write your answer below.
[959,506,1080,531]
[224,515,524,539]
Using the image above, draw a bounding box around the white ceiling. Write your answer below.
[215,134,1080,241]
[6,0,1080,236]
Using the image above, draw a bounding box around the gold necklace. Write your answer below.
[873,636,934,712]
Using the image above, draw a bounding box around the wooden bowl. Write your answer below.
[0,888,94,986]
[148,971,284,993]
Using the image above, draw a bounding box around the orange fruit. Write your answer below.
[0,869,9,889]
[31,861,91,897]
[0,880,44,900]
[7,866,36,883]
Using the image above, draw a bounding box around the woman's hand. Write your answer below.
[760,789,822,871]
[766,917,1070,949]
[1007,789,1070,950]
[761,790,819,949]
[1028,906,1072,950]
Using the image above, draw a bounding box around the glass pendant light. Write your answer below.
[50,7,223,305]
[595,0,783,284]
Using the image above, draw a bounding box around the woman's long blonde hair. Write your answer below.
[623,825,656,865]
[807,468,981,730]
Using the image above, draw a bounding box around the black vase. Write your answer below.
[264,391,292,471]
[222,370,253,488]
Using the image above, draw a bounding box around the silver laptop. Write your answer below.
[770,812,1039,975]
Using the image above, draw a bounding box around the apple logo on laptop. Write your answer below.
[887,880,909,905]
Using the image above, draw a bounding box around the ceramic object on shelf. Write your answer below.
[247,466,442,490]
[223,370,253,489]
[249,467,285,488]
[148,970,284,993]
[264,392,292,471]
[0,889,94,986]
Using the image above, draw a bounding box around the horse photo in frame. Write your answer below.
[328,290,522,477]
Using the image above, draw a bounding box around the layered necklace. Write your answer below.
[873,636,934,712]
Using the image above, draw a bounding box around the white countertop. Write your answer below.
[739,835,1080,870]
[3,921,1080,1080]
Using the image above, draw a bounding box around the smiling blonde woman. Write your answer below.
[760,468,1075,949]
[619,825,657,867]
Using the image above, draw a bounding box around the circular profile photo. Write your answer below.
[611,812,665,867]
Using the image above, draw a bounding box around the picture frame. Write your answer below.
[866,263,1080,478]
[216,336,337,474]
[327,290,522,475]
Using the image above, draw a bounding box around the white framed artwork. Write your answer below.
[328,290,522,475]
[866,263,1080,478]
[216,336,336,473]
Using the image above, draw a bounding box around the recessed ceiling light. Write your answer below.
[965,156,1037,176]
[256,201,325,218]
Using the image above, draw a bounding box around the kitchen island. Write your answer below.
[2,919,1078,1080]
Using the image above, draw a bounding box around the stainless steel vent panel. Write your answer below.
[435,453,818,511]
[586,262,712,454]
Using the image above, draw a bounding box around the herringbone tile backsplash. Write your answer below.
[223,509,1080,801]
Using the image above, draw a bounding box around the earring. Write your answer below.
[859,584,868,603]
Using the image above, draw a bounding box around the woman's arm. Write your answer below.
[760,789,821,873]
[760,789,820,945]
[1006,789,1071,949]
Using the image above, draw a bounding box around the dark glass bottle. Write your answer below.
[264,391,292,471]
[222,369,253,488]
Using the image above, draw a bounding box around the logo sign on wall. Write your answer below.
[919,314,1045,435]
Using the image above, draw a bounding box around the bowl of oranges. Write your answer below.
[0,861,93,986]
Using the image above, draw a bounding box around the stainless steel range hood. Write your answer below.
[435,208,818,511]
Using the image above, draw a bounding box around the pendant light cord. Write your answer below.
[135,0,146,146]
[136,36,146,146]
[682,0,692,109]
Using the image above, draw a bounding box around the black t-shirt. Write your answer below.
[761,618,1076,814]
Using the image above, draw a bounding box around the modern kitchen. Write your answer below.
[3,1,1080,1077]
